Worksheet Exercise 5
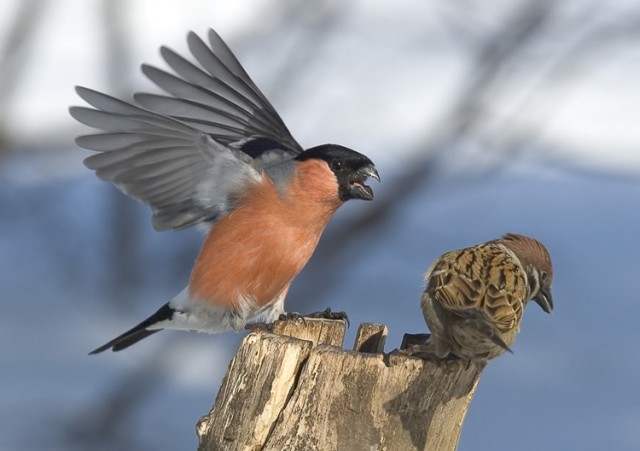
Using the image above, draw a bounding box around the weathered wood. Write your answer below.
[196,333,311,450]
[197,318,346,450]
[401,332,431,350]
[271,317,346,347]
[197,320,483,451]
[353,322,387,353]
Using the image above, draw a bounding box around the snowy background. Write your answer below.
[1,0,639,450]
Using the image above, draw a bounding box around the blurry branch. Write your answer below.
[0,0,47,100]
[230,0,353,106]
[422,0,640,167]
[476,3,640,163]
[438,0,555,136]
[427,1,481,49]
[549,3,640,59]
[102,0,143,306]
[261,0,354,99]
[60,348,166,450]
[546,7,640,69]
[295,0,557,305]
[0,0,48,149]
[103,0,132,97]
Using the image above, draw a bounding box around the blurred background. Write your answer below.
[1,0,639,449]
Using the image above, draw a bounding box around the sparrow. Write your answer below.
[419,233,553,363]
[70,28,379,354]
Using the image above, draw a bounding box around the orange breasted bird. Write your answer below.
[70,29,379,354]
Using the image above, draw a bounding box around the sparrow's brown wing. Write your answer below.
[426,244,528,334]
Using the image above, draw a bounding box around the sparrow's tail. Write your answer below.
[89,303,174,354]
[461,310,513,354]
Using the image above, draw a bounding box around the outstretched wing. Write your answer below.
[71,87,262,230]
[136,28,302,157]
[71,29,304,230]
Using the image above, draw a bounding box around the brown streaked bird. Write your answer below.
[69,28,379,354]
[419,233,553,363]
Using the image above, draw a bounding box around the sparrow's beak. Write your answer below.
[533,286,553,313]
[348,164,380,201]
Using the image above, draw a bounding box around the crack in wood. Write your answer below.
[198,320,483,451]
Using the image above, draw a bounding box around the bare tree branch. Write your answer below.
[100,0,145,306]
[59,349,166,450]
[0,0,48,148]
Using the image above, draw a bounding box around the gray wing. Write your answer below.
[136,28,303,157]
[71,29,304,230]
[70,87,262,230]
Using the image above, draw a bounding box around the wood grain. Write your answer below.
[198,320,482,451]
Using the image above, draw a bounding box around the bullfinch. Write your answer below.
[70,29,379,354]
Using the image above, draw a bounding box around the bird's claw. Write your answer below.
[303,308,350,327]
[277,309,349,327]
[278,312,306,324]
[245,322,273,333]
[400,345,481,370]
[400,343,460,362]
[400,344,440,359]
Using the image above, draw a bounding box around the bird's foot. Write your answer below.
[278,311,306,323]
[303,308,350,327]
[277,309,349,327]
[245,322,274,333]
[401,346,482,370]
[400,342,458,362]
[245,313,307,332]
[400,344,440,359]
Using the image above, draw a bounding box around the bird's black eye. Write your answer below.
[330,160,344,171]
[540,271,548,282]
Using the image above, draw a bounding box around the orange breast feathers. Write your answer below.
[189,159,342,310]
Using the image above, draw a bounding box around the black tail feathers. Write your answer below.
[89,303,175,354]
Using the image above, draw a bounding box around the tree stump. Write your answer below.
[197,319,483,451]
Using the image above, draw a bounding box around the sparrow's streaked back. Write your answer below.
[420,233,553,363]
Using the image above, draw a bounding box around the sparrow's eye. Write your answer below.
[540,271,548,282]
[330,160,344,171]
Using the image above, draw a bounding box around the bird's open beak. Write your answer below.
[534,286,553,313]
[348,164,380,201]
